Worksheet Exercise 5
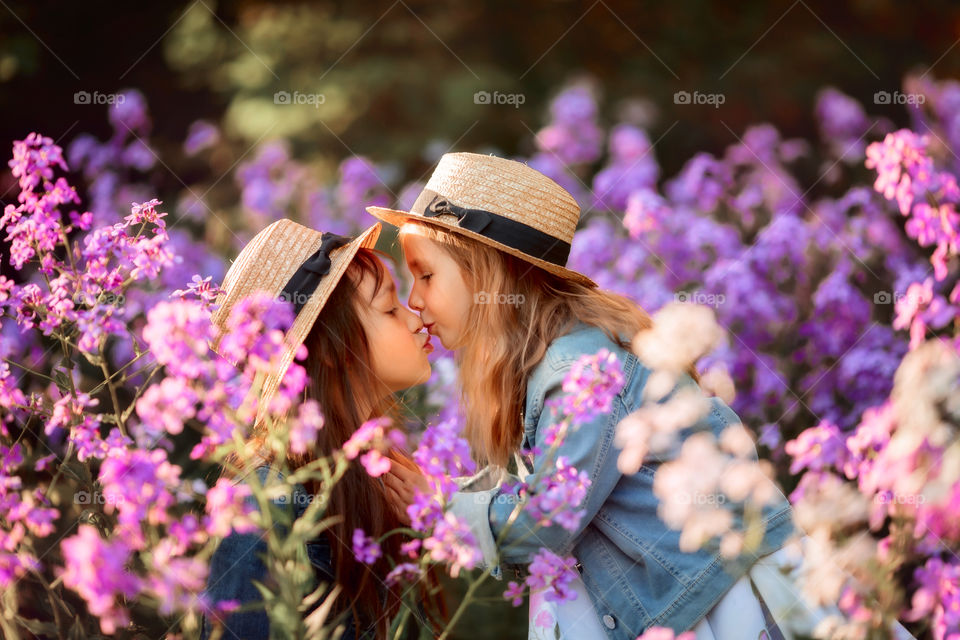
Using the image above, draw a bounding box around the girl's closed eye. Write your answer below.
[387,306,398,316]
[420,273,432,281]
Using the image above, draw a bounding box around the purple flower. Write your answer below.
[135,377,198,445]
[422,512,481,577]
[109,89,150,135]
[524,456,591,533]
[906,557,960,640]
[183,120,220,156]
[171,274,223,305]
[412,417,476,480]
[525,548,579,604]
[385,562,422,586]
[352,528,382,564]
[98,448,181,548]
[815,88,873,164]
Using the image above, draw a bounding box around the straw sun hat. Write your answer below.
[211,219,382,425]
[366,152,597,287]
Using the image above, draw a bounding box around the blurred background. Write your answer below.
[2,1,958,637]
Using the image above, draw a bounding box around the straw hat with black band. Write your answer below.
[210,219,382,427]
[366,152,597,288]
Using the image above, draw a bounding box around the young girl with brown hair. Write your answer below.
[201,219,441,639]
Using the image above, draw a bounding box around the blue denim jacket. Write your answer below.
[200,466,372,640]
[451,324,796,639]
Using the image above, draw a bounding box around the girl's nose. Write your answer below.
[407,286,423,311]
[405,307,424,333]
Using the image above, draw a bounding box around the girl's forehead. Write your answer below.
[399,231,441,259]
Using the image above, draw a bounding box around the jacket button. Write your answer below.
[602,614,616,629]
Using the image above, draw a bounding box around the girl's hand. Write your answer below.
[384,451,430,526]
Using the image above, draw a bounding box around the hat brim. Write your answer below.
[220,222,382,428]
[366,206,597,288]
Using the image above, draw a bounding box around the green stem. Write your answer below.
[437,566,493,640]
[99,357,126,437]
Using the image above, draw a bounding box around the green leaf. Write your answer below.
[18,617,59,635]
[52,367,72,395]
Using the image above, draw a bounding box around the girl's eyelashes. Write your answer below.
[386,306,398,316]
[420,273,432,281]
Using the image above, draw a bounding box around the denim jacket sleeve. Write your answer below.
[493,353,629,564]
[200,467,278,640]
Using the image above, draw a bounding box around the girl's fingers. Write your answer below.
[387,460,417,481]
[384,473,414,503]
[386,486,411,525]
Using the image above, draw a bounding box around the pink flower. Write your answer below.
[503,580,525,607]
[203,478,259,539]
[359,450,391,477]
[59,525,140,634]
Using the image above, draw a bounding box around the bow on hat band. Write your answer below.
[412,189,571,267]
[279,232,352,315]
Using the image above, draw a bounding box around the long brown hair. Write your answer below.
[399,222,701,468]
[225,248,443,638]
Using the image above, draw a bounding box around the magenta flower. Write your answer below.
[142,300,215,380]
[557,348,625,422]
[288,399,324,455]
[503,580,525,607]
[784,420,848,475]
[59,524,140,634]
[98,448,181,549]
[342,417,404,460]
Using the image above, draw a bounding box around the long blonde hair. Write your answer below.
[399,222,700,468]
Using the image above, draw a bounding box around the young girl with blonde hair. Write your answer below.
[371,153,798,640]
